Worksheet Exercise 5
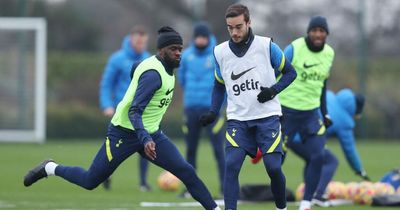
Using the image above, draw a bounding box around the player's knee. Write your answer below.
[328,153,339,168]
[82,176,103,190]
[266,164,282,177]
[83,182,100,190]
[310,151,324,165]
[175,163,197,182]
[225,158,241,174]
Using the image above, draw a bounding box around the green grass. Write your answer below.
[0,139,399,210]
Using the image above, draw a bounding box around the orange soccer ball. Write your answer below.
[157,171,181,192]
[326,181,347,199]
[344,182,359,200]
[295,183,305,201]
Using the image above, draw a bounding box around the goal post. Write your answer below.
[0,17,47,143]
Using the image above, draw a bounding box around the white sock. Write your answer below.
[277,207,287,210]
[214,206,221,210]
[45,162,58,176]
[299,200,311,210]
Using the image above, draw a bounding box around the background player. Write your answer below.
[24,26,221,210]
[99,25,151,191]
[252,88,369,206]
[178,22,225,198]
[311,89,368,205]
[278,16,335,210]
[201,4,297,210]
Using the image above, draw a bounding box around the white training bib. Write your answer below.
[214,35,282,121]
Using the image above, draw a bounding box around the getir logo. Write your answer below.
[158,88,174,108]
[232,79,260,96]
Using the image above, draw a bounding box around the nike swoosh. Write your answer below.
[166,88,174,95]
[231,66,256,80]
[272,132,277,138]
[303,63,320,69]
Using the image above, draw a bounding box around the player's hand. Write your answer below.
[323,114,333,128]
[144,140,157,160]
[103,107,115,118]
[356,170,371,181]
[257,86,276,103]
[199,111,217,126]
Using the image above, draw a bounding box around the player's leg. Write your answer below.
[263,153,287,210]
[206,115,225,194]
[255,116,287,210]
[223,119,251,210]
[314,149,339,200]
[24,125,141,190]
[301,126,326,202]
[224,146,247,210]
[290,117,326,209]
[184,108,202,169]
[139,155,151,191]
[148,131,219,210]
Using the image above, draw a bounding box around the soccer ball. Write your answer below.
[326,181,346,199]
[295,183,305,201]
[354,182,375,205]
[345,182,359,200]
[397,186,400,194]
[374,182,395,195]
[355,187,375,205]
[157,171,181,191]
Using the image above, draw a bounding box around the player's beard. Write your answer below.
[164,55,180,69]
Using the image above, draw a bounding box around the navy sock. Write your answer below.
[315,149,338,198]
[139,156,149,186]
[303,150,324,200]
[224,147,246,210]
[263,153,287,209]
[150,134,217,210]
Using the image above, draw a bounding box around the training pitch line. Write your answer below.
[140,199,353,208]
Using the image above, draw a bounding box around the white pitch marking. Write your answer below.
[0,201,16,208]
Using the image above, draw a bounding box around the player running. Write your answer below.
[24,26,221,210]
[278,16,335,210]
[200,4,297,210]
[99,25,151,191]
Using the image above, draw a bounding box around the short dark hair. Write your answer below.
[130,25,148,35]
[225,4,250,22]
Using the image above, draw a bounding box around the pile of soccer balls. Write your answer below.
[296,181,399,205]
[157,171,181,191]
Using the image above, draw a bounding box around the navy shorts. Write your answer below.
[225,115,283,157]
[281,107,326,146]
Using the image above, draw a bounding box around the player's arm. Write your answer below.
[99,55,119,114]
[337,129,369,180]
[200,55,225,126]
[128,70,161,159]
[283,44,294,63]
[258,42,297,103]
[320,80,333,127]
[270,42,297,93]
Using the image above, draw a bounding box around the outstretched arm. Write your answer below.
[337,129,368,179]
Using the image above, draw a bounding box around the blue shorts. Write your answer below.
[225,115,283,157]
[281,107,325,145]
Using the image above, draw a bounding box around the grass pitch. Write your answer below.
[0,138,398,210]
